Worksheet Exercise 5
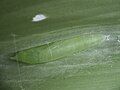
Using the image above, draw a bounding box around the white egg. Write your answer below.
[32,14,47,22]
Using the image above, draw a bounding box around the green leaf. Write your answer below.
[0,0,120,90]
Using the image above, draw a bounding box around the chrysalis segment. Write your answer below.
[12,34,103,64]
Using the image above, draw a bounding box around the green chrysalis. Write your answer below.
[12,34,103,64]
